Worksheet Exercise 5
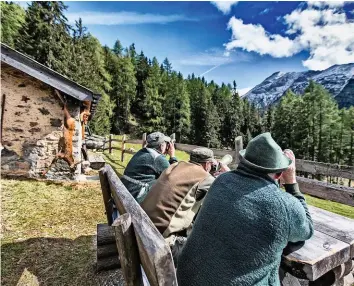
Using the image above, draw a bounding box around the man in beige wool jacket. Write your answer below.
[141,147,229,264]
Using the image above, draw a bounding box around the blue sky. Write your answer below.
[19,1,354,94]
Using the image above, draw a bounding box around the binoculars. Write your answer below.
[210,154,233,176]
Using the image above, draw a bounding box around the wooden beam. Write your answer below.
[142,133,147,148]
[96,255,121,271]
[97,242,118,259]
[175,143,234,158]
[96,223,121,271]
[121,135,126,162]
[296,159,354,180]
[109,134,112,154]
[234,136,243,165]
[125,139,144,145]
[112,213,143,286]
[1,93,6,144]
[309,206,354,258]
[104,165,177,285]
[98,171,113,225]
[297,176,354,207]
[282,230,350,281]
[97,223,115,246]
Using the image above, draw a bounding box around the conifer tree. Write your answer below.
[112,39,124,57]
[140,57,164,133]
[0,2,26,47]
[16,1,71,75]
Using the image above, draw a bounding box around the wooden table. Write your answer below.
[282,206,354,285]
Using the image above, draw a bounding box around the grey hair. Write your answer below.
[147,141,166,151]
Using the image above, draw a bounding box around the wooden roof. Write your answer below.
[1,43,101,115]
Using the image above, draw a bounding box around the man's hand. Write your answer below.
[167,142,175,158]
[282,149,297,184]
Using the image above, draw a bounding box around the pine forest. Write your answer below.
[1,1,353,166]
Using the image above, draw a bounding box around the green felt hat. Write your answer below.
[239,132,292,173]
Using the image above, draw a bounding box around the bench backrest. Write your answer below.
[99,164,177,286]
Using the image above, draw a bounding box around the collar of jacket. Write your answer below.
[188,160,202,166]
[235,161,279,187]
[145,147,163,155]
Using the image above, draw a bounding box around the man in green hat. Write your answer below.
[141,147,230,264]
[177,132,314,286]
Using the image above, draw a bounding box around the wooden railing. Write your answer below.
[102,133,354,206]
[103,133,244,165]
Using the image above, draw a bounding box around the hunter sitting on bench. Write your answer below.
[141,147,229,264]
[120,132,177,205]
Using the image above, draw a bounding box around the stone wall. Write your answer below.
[1,64,82,180]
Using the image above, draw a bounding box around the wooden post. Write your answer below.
[170,133,176,143]
[112,213,143,286]
[0,94,5,144]
[142,133,147,148]
[99,170,114,226]
[109,134,113,154]
[102,137,106,153]
[235,136,243,165]
[121,135,126,162]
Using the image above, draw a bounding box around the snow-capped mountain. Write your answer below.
[244,63,354,109]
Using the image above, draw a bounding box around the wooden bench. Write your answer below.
[281,206,354,285]
[97,164,354,286]
[97,164,177,285]
[88,153,106,170]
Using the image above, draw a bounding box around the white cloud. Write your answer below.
[307,1,345,9]
[225,4,354,70]
[210,1,238,15]
[225,17,300,58]
[66,11,197,25]
[238,87,252,96]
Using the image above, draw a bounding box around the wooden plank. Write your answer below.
[99,170,113,225]
[97,224,115,246]
[1,93,5,143]
[126,139,143,144]
[175,143,234,158]
[96,255,121,271]
[142,133,147,148]
[101,165,177,286]
[88,153,105,170]
[234,136,243,165]
[103,146,136,154]
[97,242,118,259]
[112,213,143,286]
[109,134,112,154]
[297,176,354,207]
[309,206,354,258]
[121,135,126,162]
[296,159,354,180]
[282,230,350,281]
[96,224,121,271]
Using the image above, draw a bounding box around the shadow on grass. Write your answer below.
[103,154,126,177]
[1,236,123,286]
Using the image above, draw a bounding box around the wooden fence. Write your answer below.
[102,133,354,207]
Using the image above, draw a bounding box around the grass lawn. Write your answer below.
[1,135,353,285]
[1,179,124,286]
